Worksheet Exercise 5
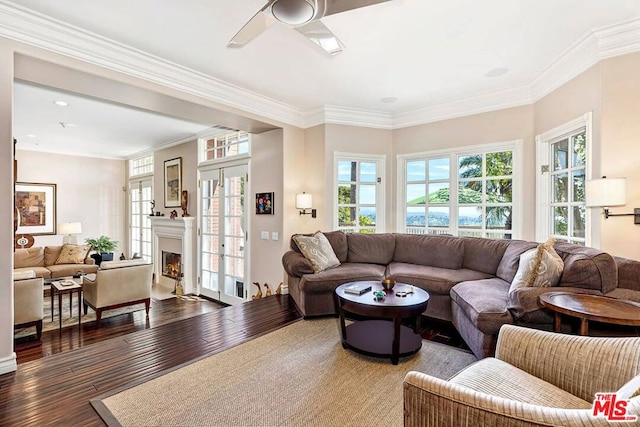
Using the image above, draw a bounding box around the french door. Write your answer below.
[129,178,153,262]
[199,164,248,304]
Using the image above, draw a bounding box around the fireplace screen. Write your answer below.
[162,251,181,279]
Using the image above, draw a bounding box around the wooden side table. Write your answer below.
[50,279,82,332]
[539,291,640,335]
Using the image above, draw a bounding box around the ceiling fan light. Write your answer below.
[271,0,316,26]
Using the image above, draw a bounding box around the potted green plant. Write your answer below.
[85,235,119,266]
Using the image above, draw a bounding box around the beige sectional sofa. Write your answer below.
[14,246,98,279]
[282,231,640,359]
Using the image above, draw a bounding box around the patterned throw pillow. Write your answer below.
[54,244,91,265]
[509,237,564,294]
[292,231,341,274]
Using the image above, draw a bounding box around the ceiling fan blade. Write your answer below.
[228,7,276,47]
[324,0,391,17]
[295,20,344,56]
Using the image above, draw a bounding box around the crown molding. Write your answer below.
[305,105,393,129]
[0,1,306,128]
[0,2,639,131]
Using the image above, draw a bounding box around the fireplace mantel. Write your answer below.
[150,217,195,294]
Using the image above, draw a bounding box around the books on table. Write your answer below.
[344,283,372,295]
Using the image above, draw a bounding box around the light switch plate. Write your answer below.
[271,231,279,241]
[260,231,269,240]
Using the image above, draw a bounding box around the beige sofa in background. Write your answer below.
[14,246,98,279]
[82,260,153,327]
[404,324,640,426]
[13,271,44,339]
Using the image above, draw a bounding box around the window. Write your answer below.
[130,154,153,177]
[199,131,250,163]
[536,113,592,245]
[335,153,385,233]
[129,178,153,262]
[399,141,522,238]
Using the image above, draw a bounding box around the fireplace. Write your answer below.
[150,217,195,294]
[162,251,181,279]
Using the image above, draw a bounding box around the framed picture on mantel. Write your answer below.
[164,157,182,208]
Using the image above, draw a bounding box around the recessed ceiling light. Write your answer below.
[485,68,509,78]
[381,97,398,104]
[26,134,37,138]
[53,100,69,107]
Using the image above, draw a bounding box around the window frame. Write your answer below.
[535,112,593,246]
[129,154,154,177]
[397,140,523,239]
[333,152,386,233]
[198,131,250,166]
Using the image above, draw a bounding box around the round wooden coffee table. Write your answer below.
[539,291,640,335]
[335,281,429,365]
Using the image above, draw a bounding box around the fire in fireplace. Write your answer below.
[162,251,181,279]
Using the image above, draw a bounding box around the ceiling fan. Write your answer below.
[228,0,390,55]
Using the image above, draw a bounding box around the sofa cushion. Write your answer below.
[554,242,618,293]
[495,240,538,283]
[55,244,91,265]
[450,278,513,334]
[299,263,386,294]
[47,263,98,278]
[509,239,564,294]
[291,230,348,264]
[461,237,510,275]
[293,232,341,273]
[44,246,64,266]
[386,262,493,295]
[347,233,395,265]
[614,256,640,292]
[449,357,591,409]
[393,234,464,269]
[14,246,45,268]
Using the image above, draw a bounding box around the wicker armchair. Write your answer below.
[404,325,640,426]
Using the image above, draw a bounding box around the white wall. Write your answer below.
[0,41,16,375]
[15,150,126,250]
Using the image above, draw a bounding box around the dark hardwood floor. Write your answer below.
[2,294,301,426]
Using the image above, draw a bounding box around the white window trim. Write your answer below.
[535,112,593,245]
[197,132,251,166]
[396,140,523,238]
[333,152,386,232]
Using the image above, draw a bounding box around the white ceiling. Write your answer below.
[8,0,640,158]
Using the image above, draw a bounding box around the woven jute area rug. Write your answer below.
[92,318,477,427]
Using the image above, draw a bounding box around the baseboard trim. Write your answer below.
[0,352,17,375]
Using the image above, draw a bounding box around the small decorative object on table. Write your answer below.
[169,209,178,219]
[373,290,386,301]
[381,278,396,290]
[150,199,156,216]
[252,282,263,299]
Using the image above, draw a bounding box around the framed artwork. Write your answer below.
[164,157,182,207]
[255,192,274,215]
[15,182,57,235]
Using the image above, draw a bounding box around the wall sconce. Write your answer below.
[295,192,316,218]
[58,221,83,245]
[585,176,640,224]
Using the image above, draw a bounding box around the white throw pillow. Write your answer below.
[292,231,341,274]
[509,238,564,294]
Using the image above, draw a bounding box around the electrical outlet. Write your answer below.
[260,231,269,240]
[271,231,279,241]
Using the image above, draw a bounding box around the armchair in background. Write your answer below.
[82,260,153,327]
[13,271,44,340]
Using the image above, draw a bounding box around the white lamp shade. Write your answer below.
[585,178,626,207]
[296,193,313,209]
[58,222,82,235]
